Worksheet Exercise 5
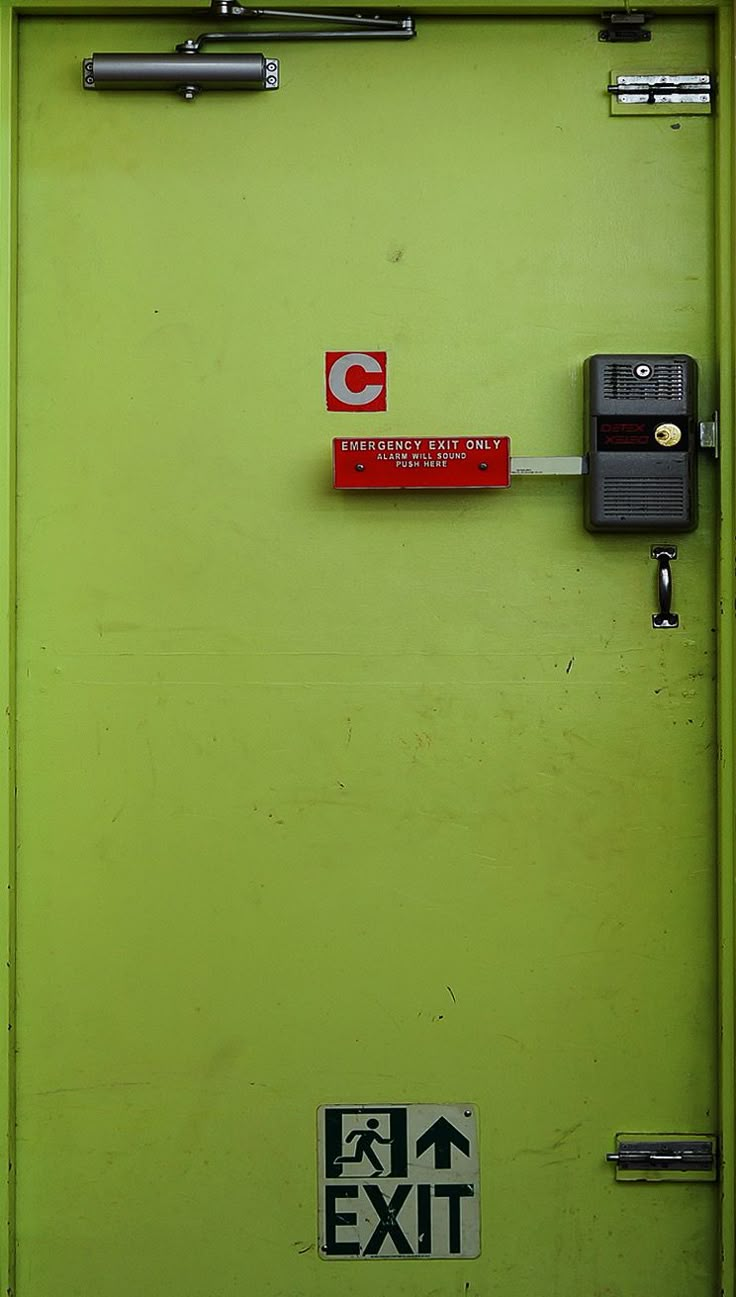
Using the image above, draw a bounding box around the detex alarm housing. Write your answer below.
[331,354,706,534]
[585,354,697,532]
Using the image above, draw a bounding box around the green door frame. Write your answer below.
[1,3,734,1293]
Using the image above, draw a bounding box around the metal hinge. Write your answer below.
[699,412,719,457]
[608,73,713,107]
[599,11,652,43]
[607,1134,717,1181]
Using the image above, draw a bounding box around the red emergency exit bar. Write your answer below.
[333,436,511,489]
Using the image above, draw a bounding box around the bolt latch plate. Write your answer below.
[607,1134,717,1181]
[609,72,713,114]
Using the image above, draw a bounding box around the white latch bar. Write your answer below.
[510,456,588,476]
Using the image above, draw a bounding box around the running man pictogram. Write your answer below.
[334,1118,393,1176]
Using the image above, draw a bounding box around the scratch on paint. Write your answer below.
[447,985,457,1004]
[519,1121,583,1156]
[551,1121,583,1148]
[34,1081,153,1097]
[144,734,157,791]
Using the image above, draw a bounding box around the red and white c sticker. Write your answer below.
[325,351,387,412]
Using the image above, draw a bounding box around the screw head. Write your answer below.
[478,462,488,471]
[635,363,653,379]
[355,464,365,472]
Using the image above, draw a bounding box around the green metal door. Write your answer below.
[9,7,732,1294]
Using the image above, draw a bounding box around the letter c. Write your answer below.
[328,353,384,407]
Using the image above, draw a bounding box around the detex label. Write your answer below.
[318,1104,480,1260]
[333,436,511,489]
[325,352,387,412]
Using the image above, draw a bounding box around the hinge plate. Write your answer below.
[699,412,720,457]
[599,10,652,42]
[610,72,713,115]
[607,1133,717,1181]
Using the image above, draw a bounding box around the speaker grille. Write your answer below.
[602,477,688,520]
[603,363,686,402]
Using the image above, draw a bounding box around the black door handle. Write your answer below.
[652,545,679,629]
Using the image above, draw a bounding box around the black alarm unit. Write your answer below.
[585,354,698,532]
